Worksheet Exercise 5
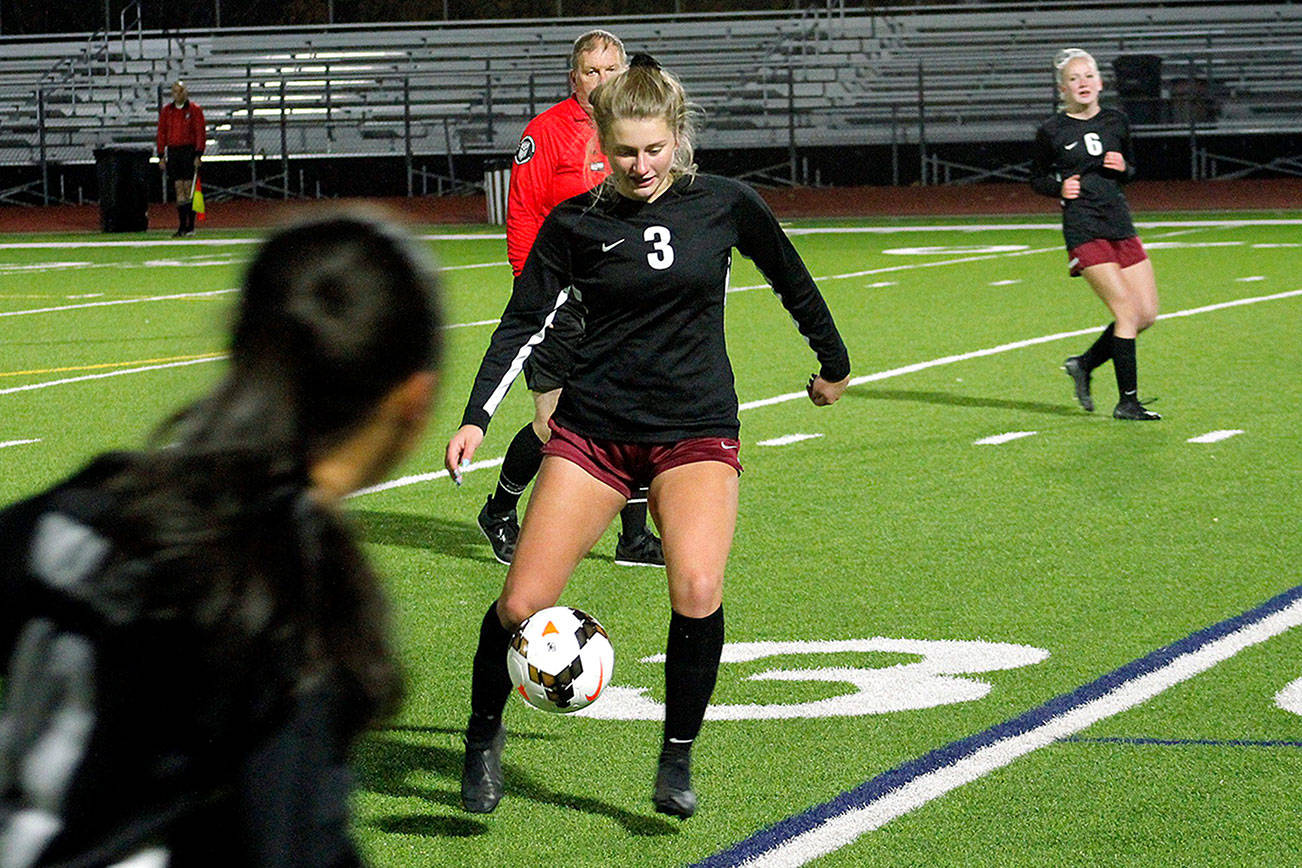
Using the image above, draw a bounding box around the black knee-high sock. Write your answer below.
[468,603,514,743]
[663,606,724,751]
[1080,322,1115,372]
[1112,335,1138,400]
[487,424,544,516]
[177,202,190,232]
[185,202,197,232]
[620,486,650,537]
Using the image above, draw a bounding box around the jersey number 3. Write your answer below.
[644,226,674,271]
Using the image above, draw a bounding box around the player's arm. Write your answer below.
[505,121,555,276]
[1101,114,1136,182]
[192,102,206,160]
[456,215,574,441]
[733,183,850,396]
[1029,125,1065,198]
[156,107,168,165]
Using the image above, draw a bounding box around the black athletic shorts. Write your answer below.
[165,145,197,183]
[523,297,583,393]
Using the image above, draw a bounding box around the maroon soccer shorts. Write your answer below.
[1067,236,1148,277]
[542,420,742,498]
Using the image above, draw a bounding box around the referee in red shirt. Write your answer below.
[473,30,664,568]
[156,81,206,237]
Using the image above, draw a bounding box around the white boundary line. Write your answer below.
[0,233,506,250]
[717,592,1302,868]
[4,217,1300,251]
[359,286,1301,497]
[738,288,1302,413]
[0,289,238,318]
[6,286,1300,433]
[727,245,1061,294]
[0,357,222,395]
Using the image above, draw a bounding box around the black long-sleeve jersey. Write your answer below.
[460,173,851,443]
[1030,107,1138,250]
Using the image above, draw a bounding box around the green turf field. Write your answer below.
[2,212,1300,866]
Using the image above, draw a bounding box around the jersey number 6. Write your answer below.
[1084,132,1103,156]
[644,226,675,271]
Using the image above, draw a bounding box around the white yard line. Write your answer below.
[738,288,1302,413]
[0,357,221,395]
[4,216,1298,252]
[0,289,238,318]
[0,438,41,449]
[0,233,506,250]
[974,431,1038,445]
[757,433,824,447]
[1188,429,1245,444]
[727,245,1061,294]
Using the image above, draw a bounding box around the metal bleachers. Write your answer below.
[2,1,1300,195]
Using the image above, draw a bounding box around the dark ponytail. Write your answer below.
[110,211,442,729]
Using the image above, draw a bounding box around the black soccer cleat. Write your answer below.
[1113,398,1161,421]
[1063,356,1094,412]
[461,726,505,814]
[477,497,519,565]
[614,529,665,568]
[652,748,697,819]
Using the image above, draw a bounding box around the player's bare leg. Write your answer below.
[1083,261,1160,419]
[646,460,739,818]
[463,455,624,814]
[498,456,626,627]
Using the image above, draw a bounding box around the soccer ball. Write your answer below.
[506,606,614,714]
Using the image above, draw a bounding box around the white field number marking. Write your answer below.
[1274,677,1302,715]
[578,637,1048,720]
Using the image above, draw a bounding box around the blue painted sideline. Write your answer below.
[1064,736,1302,749]
[692,581,1302,868]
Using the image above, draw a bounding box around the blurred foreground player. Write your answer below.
[0,211,443,866]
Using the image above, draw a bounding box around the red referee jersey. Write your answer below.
[156,100,206,155]
[506,95,609,276]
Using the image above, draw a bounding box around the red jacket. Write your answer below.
[156,100,206,156]
[506,95,609,276]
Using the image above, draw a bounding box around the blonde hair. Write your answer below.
[590,57,700,183]
[1054,48,1100,110]
[570,29,625,72]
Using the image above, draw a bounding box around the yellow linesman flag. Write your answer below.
[191,175,206,221]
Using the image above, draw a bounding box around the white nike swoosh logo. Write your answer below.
[721,442,738,450]
[1065,142,1079,150]
[601,239,625,252]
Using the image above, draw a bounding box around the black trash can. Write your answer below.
[94,146,151,232]
[1112,55,1164,124]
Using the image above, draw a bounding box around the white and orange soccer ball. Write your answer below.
[506,606,614,714]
